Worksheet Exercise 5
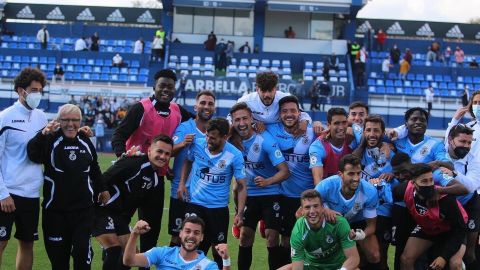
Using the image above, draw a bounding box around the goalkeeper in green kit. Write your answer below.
[279,189,360,270]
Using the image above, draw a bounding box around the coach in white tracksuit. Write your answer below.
[0,68,48,269]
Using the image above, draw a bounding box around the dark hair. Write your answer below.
[349,101,369,114]
[14,68,47,93]
[278,95,300,110]
[469,90,480,118]
[256,71,278,92]
[339,154,361,172]
[410,163,432,178]
[196,90,216,101]
[151,134,174,147]
[404,107,429,122]
[300,189,322,204]
[327,107,348,123]
[448,124,474,139]
[391,152,411,167]
[230,102,252,115]
[364,115,385,132]
[206,118,230,136]
[154,69,177,82]
[181,216,205,232]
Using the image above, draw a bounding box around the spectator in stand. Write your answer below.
[112,53,125,67]
[310,78,320,111]
[322,57,331,81]
[52,63,65,83]
[134,37,144,54]
[74,37,88,51]
[215,39,227,71]
[402,48,412,64]
[431,41,441,60]
[36,25,49,49]
[155,25,166,41]
[284,26,296,38]
[350,41,360,65]
[354,59,365,87]
[470,59,479,69]
[94,116,106,151]
[399,58,410,81]
[425,85,434,115]
[444,46,452,65]
[175,75,187,105]
[253,44,260,54]
[455,46,465,67]
[90,32,100,51]
[152,34,164,61]
[382,56,392,79]
[426,46,436,64]
[204,31,217,51]
[462,85,470,107]
[239,42,251,54]
[329,52,339,72]
[376,28,386,51]
[225,41,234,65]
[390,44,401,65]
[318,80,331,111]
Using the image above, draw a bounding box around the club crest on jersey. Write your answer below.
[468,219,476,230]
[420,146,428,156]
[353,202,361,211]
[69,150,77,161]
[218,160,226,169]
[302,135,309,144]
[253,143,260,153]
[217,232,225,242]
[326,234,334,244]
[172,135,179,143]
[0,226,6,237]
[273,202,280,211]
[275,149,282,158]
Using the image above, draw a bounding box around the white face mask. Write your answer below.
[24,91,42,109]
[473,105,480,119]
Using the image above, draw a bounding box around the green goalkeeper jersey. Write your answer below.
[290,215,355,270]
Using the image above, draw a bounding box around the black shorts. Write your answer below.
[0,194,39,241]
[391,204,415,247]
[280,196,300,236]
[375,215,393,244]
[243,195,282,231]
[463,193,480,232]
[410,225,467,245]
[168,197,186,236]
[185,203,229,244]
[92,206,131,237]
[350,220,367,231]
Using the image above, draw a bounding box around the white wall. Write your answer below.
[263,37,347,54]
[264,10,310,38]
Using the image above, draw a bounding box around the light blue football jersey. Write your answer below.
[144,246,218,269]
[394,136,449,164]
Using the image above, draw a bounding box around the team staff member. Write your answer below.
[177,118,247,268]
[0,68,48,269]
[394,164,468,270]
[27,104,109,270]
[123,217,231,269]
[93,135,173,270]
[229,102,290,270]
[111,69,193,264]
[280,189,359,270]
[169,90,216,246]
[266,96,315,267]
[315,154,381,269]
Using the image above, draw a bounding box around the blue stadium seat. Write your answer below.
[385,80,394,87]
[111,67,119,74]
[93,66,101,73]
[82,73,90,80]
[87,59,95,66]
[65,73,73,80]
[282,60,291,68]
[2,62,11,69]
[180,56,189,64]
[95,59,104,66]
[474,77,480,84]
[425,74,433,81]
[420,81,429,88]
[84,66,92,73]
[413,88,422,96]
[444,75,452,82]
[305,61,314,69]
[404,87,413,95]
[394,80,403,87]
[66,65,74,72]
[415,74,425,81]
[376,79,384,86]
[120,68,128,74]
[404,80,411,87]
[406,74,415,81]
[447,82,456,90]
[464,77,473,83]
[47,64,55,71]
[73,73,82,80]
[434,75,443,82]
[140,69,149,76]
[101,67,110,73]
[119,75,128,82]
[271,60,280,68]
[250,59,259,67]
[13,56,21,62]
[376,87,385,94]
[129,68,139,75]
[168,62,177,69]
[100,74,109,81]
[91,74,100,81]
[439,82,447,89]
[368,86,376,93]
[129,75,138,82]
[131,61,140,68]
[139,75,148,83]
[69,58,78,65]
[74,66,84,73]
[21,56,30,63]
[78,58,87,65]
[192,56,201,64]
[204,57,213,65]
[48,57,56,64]
[240,58,249,66]
[367,79,375,86]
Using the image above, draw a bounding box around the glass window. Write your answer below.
[173,7,193,33]
[214,9,233,35]
[234,10,253,36]
[193,8,214,34]
[310,13,333,39]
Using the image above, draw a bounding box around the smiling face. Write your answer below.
[406,110,427,136]
[328,114,348,141]
[195,95,215,121]
[179,222,204,252]
[301,197,324,228]
[280,102,300,129]
[147,140,172,170]
[232,109,254,139]
[59,112,81,139]
[364,121,383,148]
[206,129,226,153]
[348,106,368,126]
[257,87,276,106]
[339,164,362,193]
[154,77,175,104]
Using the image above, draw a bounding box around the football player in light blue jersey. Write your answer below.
[169,90,216,246]
[309,107,353,184]
[315,154,382,269]
[229,102,290,270]
[266,95,315,267]
[123,216,231,270]
[348,101,369,149]
[177,118,247,268]
[352,115,397,270]
[445,124,480,270]
[394,107,451,166]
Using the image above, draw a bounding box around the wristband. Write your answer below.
[339,267,347,270]
[222,257,231,267]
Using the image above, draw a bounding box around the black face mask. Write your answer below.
[417,185,435,200]
[453,146,470,159]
